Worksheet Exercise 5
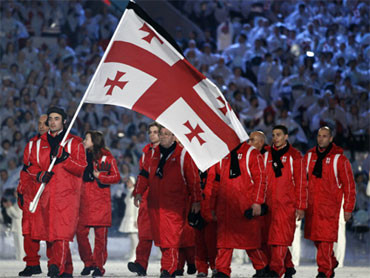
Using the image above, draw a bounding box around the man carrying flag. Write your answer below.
[27,107,87,277]
[26,2,248,275]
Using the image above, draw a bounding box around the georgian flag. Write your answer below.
[84,1,248,171]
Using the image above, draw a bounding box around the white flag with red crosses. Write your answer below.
[84,1,248,171]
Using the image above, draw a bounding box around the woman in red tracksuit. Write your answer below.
[76,130,121,277]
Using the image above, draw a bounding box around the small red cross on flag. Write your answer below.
[104,71,128,96]
[83,1,248,171]
[183,120,206,146]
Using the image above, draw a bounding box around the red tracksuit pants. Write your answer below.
[177,247,195,270]
[48,240,73,274]
[314,241,336,277]
[215,248,268,276]
[135,239,153,270]
[160,247,179,275]
[76,225,108,274]
[285,249,294,269]
[270,245,293,277]
[195,222,217,274]
[23,234,40,266]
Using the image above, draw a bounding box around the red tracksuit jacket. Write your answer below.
[79,149,120,227]
[136,143,201,248]
[17,134,39,235]
[207,142,267,249]
[265,144,307,246]
[304,144,356,242]
[27,132,87,242]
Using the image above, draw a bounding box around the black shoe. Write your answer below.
[187,264,197,275]
[331,260,339,278]
[173,269,184,276]
[269,270,280,278]
[127,262,147,276]
[80,266,94,276]
[213,271,229,278]
[49,264,60,278]
[333,260,339,270]
[19,265,42,276]
[316,272,327,278]
[92,268,103,277]
[196,273,207,278]
[253,266,270,277]
[160,270,174,278]
[284,267,296,278]
[60,273,73,278]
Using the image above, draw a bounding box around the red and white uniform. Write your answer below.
[207,142,268,276]
[28,132,86,274]
[17,135,42,267]
[304,144,356,277]
[136,143,201,275]
[136,144,155,241]
[133,143,156,270]
[264,144,307,277]
[177,198,196,272]
[195,167,218,275]
[260,146,295,270]
[77,149,120,274]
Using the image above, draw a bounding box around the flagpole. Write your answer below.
[29,6,131,213]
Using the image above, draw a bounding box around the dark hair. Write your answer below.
[273,125,288,135]
[47,106,67,121]
[148,122,160,132]
[85,130,108,161]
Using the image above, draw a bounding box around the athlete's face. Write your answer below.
[38,115,49,135]
[159,128,175,148]
[48,113,64,134]
[83,133,94,150]
[272,129,288,148]
[148,126,159,145]
[248,132,264,151]
[317,129,333,148]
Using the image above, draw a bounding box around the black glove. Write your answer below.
[52,145,69,165]
[37,171,54,184]
[97,161,111,172]
[22,164,29,172]
[18,193,24,207]
[188,211,206,230]
[83,167,95,182]
[244,204,269,219]
[97,180,110,188]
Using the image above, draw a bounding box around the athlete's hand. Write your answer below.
[296,209,305,221]
[344,212,352,222]
[252,203,262,216]
[134,194,142,207]
[191,202,201,214]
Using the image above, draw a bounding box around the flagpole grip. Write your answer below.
[29,155,58,213]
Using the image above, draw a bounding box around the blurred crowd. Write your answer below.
[0,0,369,233]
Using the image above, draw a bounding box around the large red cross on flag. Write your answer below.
[84,1,248,171]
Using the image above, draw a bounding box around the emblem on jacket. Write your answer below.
[282,156,287,162]
[326,158,331,164]
[238,154,242,159]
